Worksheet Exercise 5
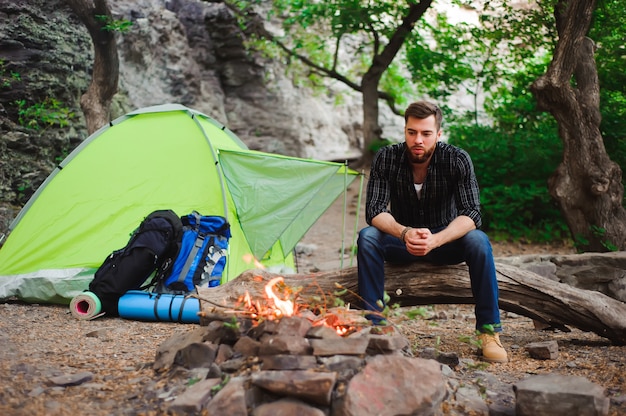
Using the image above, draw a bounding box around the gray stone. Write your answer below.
[203,320,240,345]
[318,355,364,373]
[306,324,343,340]
[28,386,46,397]
[84,327,115,338]
[49,371,94,387]
[154,327,209,371]
[251,370,337,406]
[258,335,312,355]
[219,356,247,373]
[436,351,460,367]
[232,335,261,357]
[205,376,248,416]
[261,354,319,370]
[215,343,234,364]
[514,374,610,416]
[366,334,410,353]
[488,403,516,416]
[339,355,446,416]
[525,340,559,360]
[252,398,326,416]
[275,316,312,337]
[248,320,280,340]
[168,378,222,415]
[310,337,369,356]
[611,394,626,405]
[419,347,438,360]
[173,342,218,369]
[453,385,490,415]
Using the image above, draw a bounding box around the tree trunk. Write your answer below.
[360,75,382,167]
[357,0,433,167]
[197,262,626,345]
[65,0,119,134]
[530,0,626,252]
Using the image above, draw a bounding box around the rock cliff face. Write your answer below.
[0,0,403,237]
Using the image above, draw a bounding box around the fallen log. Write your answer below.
[197,262,626,345]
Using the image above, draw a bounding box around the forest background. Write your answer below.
[0,0,625,253]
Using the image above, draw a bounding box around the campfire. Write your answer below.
[240,277,297,320]
[234,276,365,336]
[156,271,444,416]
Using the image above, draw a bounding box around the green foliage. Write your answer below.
[210,375,231,394]
[447,69,567,243]
[573,233,589,252]
[403,306,432,320]
[16,98,75,130]
[375,291,402,321]
[236,0,626,247]
[465,361,491,371]
[406,15,478,102]
[233,0,417,106]
[406,1,554,119]
[223,316,240,330]
[94,14,133,33]
[447,113,568,242]
[379,62,411,108]
[0,59,21,88]
[187,377,201,386]
[479,183,569,242]
[478,324,498,335]
[575,225,619,252]
[591,0,626,177]
[367,138,394,154]
[16,178,33,201]
[405,0,589,244]
[458,334,481,349]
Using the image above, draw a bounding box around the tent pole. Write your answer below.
[349,170,365,267]
[340,161,349,270]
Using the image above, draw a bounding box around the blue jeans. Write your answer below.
[357,226,502,332]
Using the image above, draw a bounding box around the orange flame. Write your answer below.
[265,277,295,317]
[242,253,265,269]
[236,276,295,321]
[235,276,359,336]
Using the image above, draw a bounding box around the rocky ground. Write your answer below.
[1,185,625,415]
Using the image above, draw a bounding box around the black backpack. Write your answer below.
[88,210,183,316]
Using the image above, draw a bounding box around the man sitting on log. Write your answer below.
[357,100,508,363]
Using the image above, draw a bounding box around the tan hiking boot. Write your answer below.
[478,333,508,363]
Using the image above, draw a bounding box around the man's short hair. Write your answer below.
[405,101,443,131]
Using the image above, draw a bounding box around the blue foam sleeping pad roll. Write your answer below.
[117,290,200,323]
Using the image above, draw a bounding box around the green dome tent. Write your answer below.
[0,104,360,304]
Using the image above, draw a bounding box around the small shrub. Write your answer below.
[16,98,75,130]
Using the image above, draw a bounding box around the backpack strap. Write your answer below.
[151,292,194,323]
[176,295,193,323]
[152,292,161,320]
[206,237,224,266]
[176,212,204,285]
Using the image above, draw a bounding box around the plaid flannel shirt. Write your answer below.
[365,141,482,230]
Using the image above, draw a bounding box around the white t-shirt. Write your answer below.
[414,183,423,199]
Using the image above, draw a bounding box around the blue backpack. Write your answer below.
[155,212,231,294]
